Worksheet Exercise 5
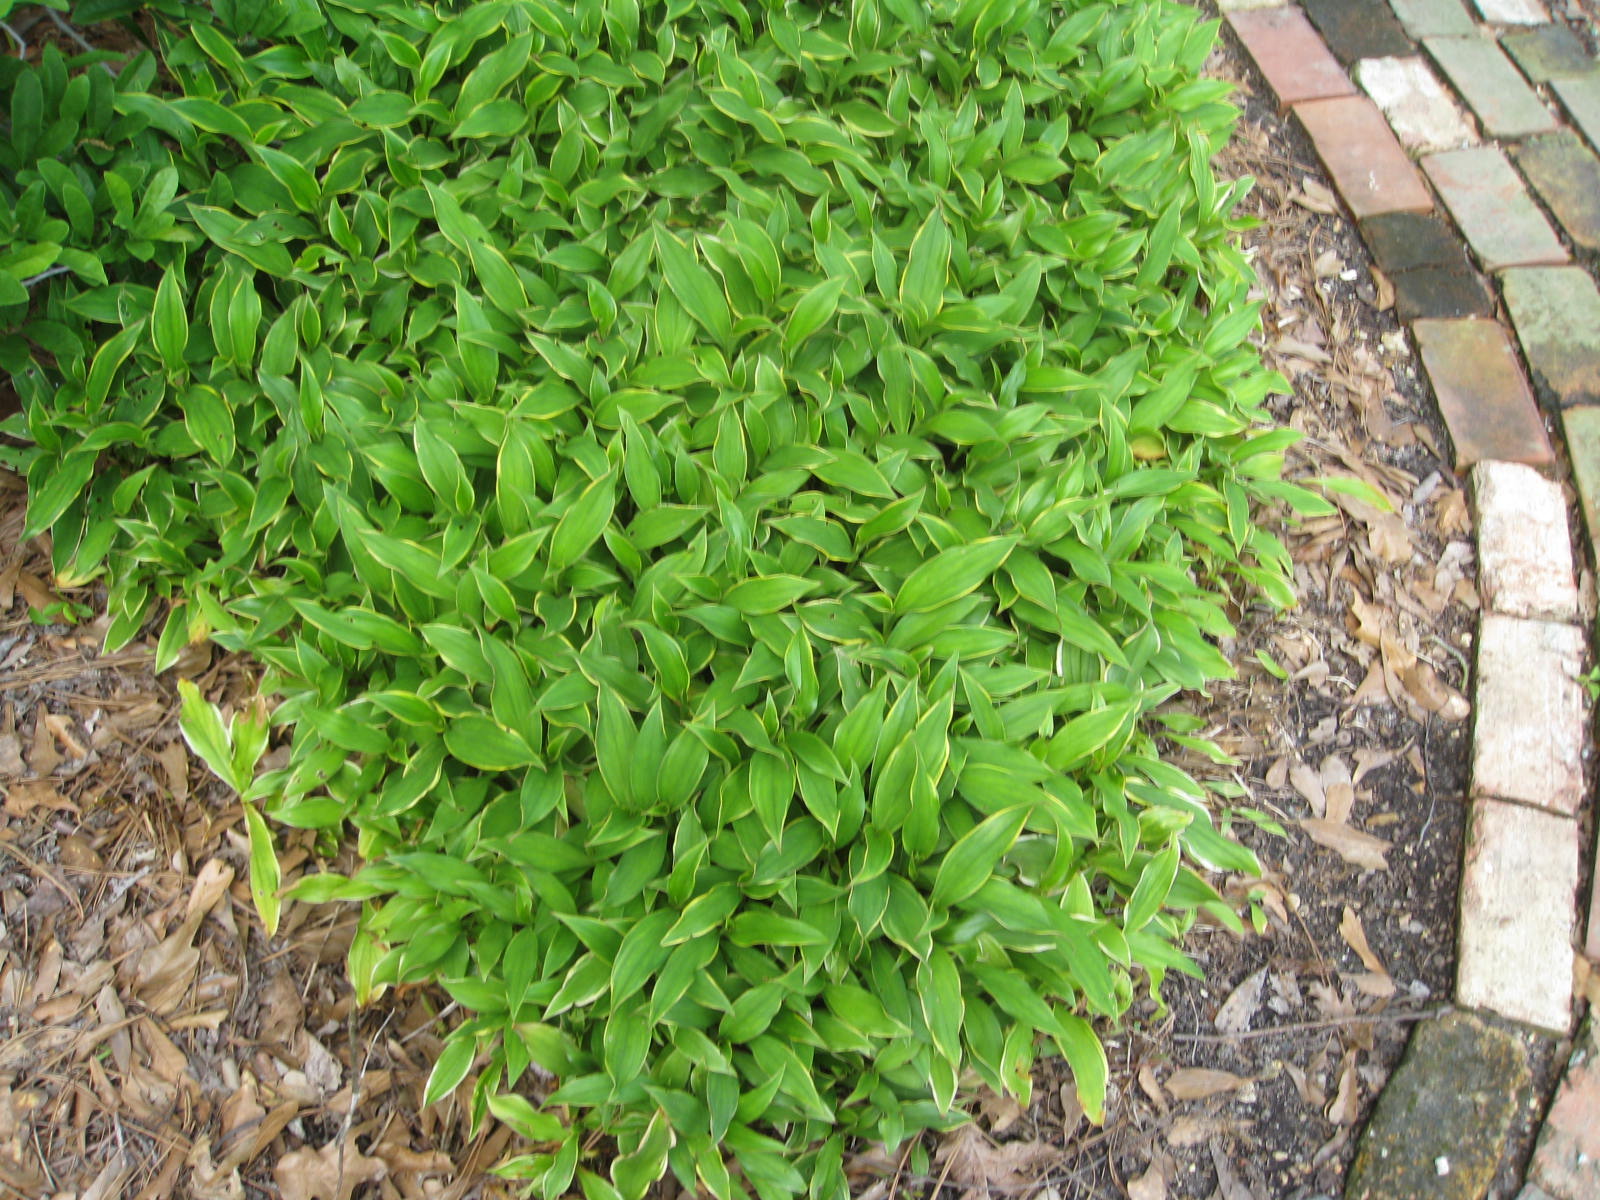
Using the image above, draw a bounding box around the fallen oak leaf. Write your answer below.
[1300,819,1390,870]
[273,1142,386,1200]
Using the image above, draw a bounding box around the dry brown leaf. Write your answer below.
[158,739,189,802]
[1300,819,1391,870]
[1397,658,1470,721]
[1365,514,1412,564]
[42,711,88,759]
[1214,967,1267,1035]
[1137,1063,1169,1114]
[2,779,76,817]
[935,1124,1059,1197]
[1165,1115,1232,1148]
[1293,177,1340,214]
[1208,1140,1256,1200]
[27,717,62,775]
[1320,756,1354,825]
[131,859,234,1014]
[1349,660,1389,708]
[1347,596,1388,648]
[0,732,23,778]
[1337,907,1387,976]
[1288,759,1324,816]
[274,1143,387,1200]
[1326,1051,1361,1125]
[1284,1060,1324,1108]
[975,1087,1024,1135]
[1263,756,1288,791]
[1347,971,1398,998]
[1165,1068,1251,1101]
[369,1128,452,1200]
[1351,744,1407,786]
[1371,266,1395,311]
[79,1152,132,1200]
[1128,1162,1167,1200]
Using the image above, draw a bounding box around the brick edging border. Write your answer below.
[1217,1,1599,1196]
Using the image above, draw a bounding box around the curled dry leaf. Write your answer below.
[1397,657,1470,722]
[1165,1115,1235,1148]
[1347,971,1398,998]
[1300,818,1391,870]
[1208,1140,1257,1200]
[1137,1063,1169,1114]
[1165,1068,1251,1101]
[1326,1051,1361,1125]
[1320,756,1355,825]
[1293,177,1340,214]
[1288,759,1325,817]
[1284,1060,1325,1108]
[1214,967,1268,1036]
[1337,907,1388,976]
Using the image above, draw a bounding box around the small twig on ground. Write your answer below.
[886,1137,914,1200]
[400,998,460,1043]
[1171,1004,1453,1044]
[0,839,83,919]
[336,1005,394,1200]
[1,21,25,55]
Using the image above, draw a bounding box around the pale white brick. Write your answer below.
[1356,56,1477,153]
[1472,614,1586,816]
[1473,460,1579,621]
[1457,797,1576,1032]
[1474,0,1549,22]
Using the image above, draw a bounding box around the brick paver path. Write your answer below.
[1219,2,1600,1196]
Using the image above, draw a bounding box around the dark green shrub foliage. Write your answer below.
[1,0,1325,1196]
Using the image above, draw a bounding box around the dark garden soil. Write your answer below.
[0,5,1589,1200]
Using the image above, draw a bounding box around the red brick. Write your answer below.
[1226,8,1357,105]
[1529,1018,1600,1199]
[1294,96,1433,218]
[1412,318,1554,467]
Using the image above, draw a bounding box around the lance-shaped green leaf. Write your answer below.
[654,225,733,346]
[894,537,1017,614]
[899,207,950,328]
[930,804,1031,910]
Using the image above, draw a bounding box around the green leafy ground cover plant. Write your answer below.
[1,1,1332,1196]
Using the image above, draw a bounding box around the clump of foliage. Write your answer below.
[2,0,1326,1196]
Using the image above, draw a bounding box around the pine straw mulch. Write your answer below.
[3,14,1598,1200]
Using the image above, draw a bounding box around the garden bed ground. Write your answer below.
[0,6,1581,1200]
